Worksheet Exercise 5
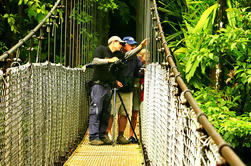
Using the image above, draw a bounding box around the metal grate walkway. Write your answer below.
[64,124,144,166]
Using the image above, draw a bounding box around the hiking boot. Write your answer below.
[101,135,112,145]
[116,136,130,144]
[89,139,104,145]
[129,136,137,143]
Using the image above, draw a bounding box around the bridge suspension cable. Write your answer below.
[0,0,246,166]
[139,0,245,166]
[0,0,95,67]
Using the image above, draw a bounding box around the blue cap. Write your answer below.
[123,36,137,45]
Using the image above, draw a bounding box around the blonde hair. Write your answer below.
[137,49,147,64]
[138,49,146,59]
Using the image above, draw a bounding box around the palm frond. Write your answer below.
[166,31,183,42]
[158,7,182,17]
[193,3,218,33]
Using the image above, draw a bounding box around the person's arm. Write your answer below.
[91,46,118,65]
[92,58,109,65]
[92,57,119,65]
[124,39,147,59]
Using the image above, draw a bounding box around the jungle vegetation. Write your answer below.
[158,0,250,164]
[0,0,250,164]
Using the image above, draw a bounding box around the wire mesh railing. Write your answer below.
[142,63,223,165]
[0,0,96,164]
[0,0,97,165]
[0,0,246,165]
[140,0,245,166]
[0,62,92,165]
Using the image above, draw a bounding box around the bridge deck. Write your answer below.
[64,122,144,166]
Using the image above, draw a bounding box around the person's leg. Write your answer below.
[116,92,133,144]
[106,115,113,136]
[99,87,112,138]
[98,87,113,144]
[117,114,129,144]
[130,87,140,139]
[129,110,138,138]
[89,85,106,145]
[117,114,121,133]
[118,115,127,133]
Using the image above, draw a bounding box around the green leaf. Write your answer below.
[3,14,9,18]
[158,7,181,17]
[36,13,44,22]
[18,0,23,5]
[173,47,187,56]
[201,63,206,74]
[166,31,183,42]
[248,77,251,83]
[186,59,200,82]
[208,53,214,60]
[226,0,232,8]
[231,43,237,50]
[185,58,193,73]
[194,3,218,33]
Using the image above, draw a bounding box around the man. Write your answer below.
[106,36,146,144]
[129,49,146,143]
[87,36,124,145]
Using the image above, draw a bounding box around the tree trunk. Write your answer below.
[210,0,227,89]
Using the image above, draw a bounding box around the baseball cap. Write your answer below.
[108,36,125,45]
[123,36,137,45]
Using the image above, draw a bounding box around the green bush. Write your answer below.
[194,87,251,148]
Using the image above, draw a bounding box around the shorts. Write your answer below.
[132,87,141,111]
[111,92,133,116]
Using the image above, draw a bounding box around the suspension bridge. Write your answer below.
[0,0,246,166]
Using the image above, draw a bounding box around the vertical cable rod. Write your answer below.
[83,0,86,65]
[80,0,83,65]
[36,28,44,63]
[53,11,57,63]
[69,0,72,67]
[60,8,63,64]
[47,19,51,62]
[72,0,76,67]
[64,0,67,66]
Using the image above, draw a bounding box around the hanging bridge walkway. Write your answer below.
[0,0,246,166]
[64,123,144,166]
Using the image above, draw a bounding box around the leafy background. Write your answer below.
[158,0,250,164]
[0,0,250,164]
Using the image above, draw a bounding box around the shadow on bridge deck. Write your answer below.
[64,122,144,166]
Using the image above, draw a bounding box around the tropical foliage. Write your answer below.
[0,0,135,65]
[0,0,250,164]
[158,0,250,164]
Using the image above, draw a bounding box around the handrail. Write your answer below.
[151,0,245,165]
[0,0,61,61]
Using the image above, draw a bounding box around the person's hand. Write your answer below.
[82,65,87,72]
[139,38,148,49]
[108,57,119,63]
[116,80,123,88]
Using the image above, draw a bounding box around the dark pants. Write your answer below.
[89,84,112,141]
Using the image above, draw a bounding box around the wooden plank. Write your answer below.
[64,118,144,166]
